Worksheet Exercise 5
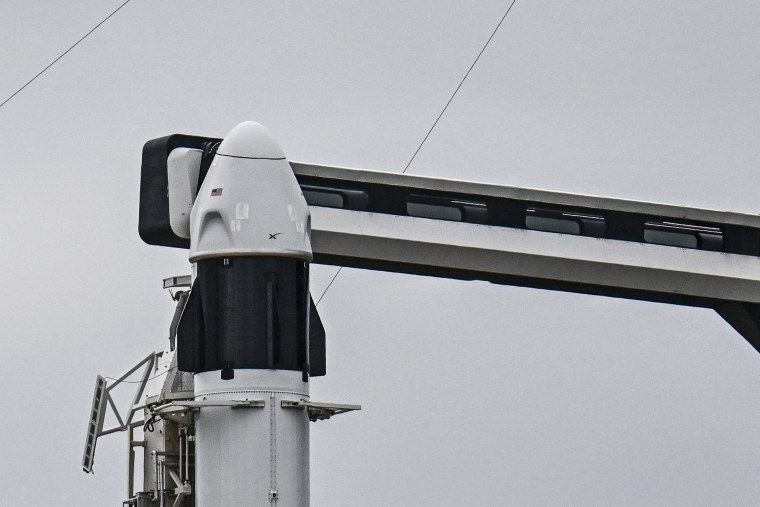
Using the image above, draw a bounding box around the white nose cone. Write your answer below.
[216,121,286,159]
[189,121,312,262]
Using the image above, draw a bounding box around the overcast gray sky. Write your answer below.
[1,1,760,505]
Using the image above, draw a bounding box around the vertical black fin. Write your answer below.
[168,291,190,351]
[177,279,205,372]
[309,296,326,377]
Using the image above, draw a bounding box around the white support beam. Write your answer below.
[287,163,760,352]
[310,207,760,304]
[292,162,760,228]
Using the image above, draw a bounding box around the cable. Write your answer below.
[143,414,159,432]
[0,0,133,111]
[315,267,343,307]
[316,1,519,306]
[402,0,519,174]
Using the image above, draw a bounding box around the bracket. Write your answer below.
[281,400,361,421]
[82,350,163,473]
[153,399,265,424]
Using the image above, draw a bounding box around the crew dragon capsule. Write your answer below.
[176,121,315,381]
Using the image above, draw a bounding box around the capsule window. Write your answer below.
[644,221,722,251]
[525,208,606,237]
[301,185,369,210]
[407,194,487,223]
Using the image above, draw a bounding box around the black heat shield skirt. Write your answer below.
[177,257,326,377]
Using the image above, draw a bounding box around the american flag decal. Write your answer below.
[211,188,223,196]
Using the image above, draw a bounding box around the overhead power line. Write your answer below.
[316,0,519,308]
[0,0,133,111]
[403,0,519,174]
[315,267,343,307]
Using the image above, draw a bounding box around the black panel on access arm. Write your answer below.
[139,134,222,248]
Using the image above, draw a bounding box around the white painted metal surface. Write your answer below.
[309,206,760,304]
[292,162,760,228]
[194,370,310,506]
[189,122,312,262]
[167,147,202,239]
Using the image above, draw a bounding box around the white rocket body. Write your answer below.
[194,370,310,506]
[184,122,312,506]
